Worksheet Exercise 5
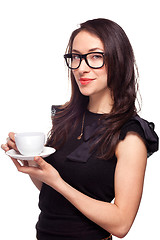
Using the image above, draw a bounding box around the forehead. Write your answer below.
[72,30,104,53]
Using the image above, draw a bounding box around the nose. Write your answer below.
[78,58,91,73]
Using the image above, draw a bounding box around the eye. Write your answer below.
[72,54,80,60]
[92,54,103,59]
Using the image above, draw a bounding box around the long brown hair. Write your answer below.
[47,18,140,159]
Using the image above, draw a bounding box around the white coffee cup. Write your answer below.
[15,132,45,156]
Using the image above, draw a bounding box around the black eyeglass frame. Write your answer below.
[64,52,105,70]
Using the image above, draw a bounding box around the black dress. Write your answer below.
[36,108,158,240]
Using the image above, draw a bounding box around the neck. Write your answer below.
[88,90,113,114]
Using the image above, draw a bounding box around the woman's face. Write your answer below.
[72,30,108,98]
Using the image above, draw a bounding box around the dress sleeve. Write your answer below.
[119,115,159,157]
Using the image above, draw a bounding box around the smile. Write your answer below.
[79,78,95,85]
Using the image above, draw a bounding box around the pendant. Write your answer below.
[77,133,83,140]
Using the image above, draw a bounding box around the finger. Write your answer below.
[8,132,15,141]
[1,144,10,152]
[11,157,23,170]
[7,137,18,152]
[34,156,46,169]
[11,158,34,174]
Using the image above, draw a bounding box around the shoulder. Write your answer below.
[116,130,147,161]
[118,115,159,158]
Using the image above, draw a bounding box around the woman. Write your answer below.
[2,18,158,239]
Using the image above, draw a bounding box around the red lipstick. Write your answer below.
[80,78,94,85]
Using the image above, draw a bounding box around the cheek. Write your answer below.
[103,73,108,85]
[97,69,108,86]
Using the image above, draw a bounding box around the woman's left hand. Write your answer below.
[12,156,62,189]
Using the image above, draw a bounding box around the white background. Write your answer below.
[0,0,159,239]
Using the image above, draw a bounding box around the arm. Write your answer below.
[10,132,147,238]
[55,132,147,237]
[28,175,42,191]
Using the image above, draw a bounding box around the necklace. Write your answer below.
[77,112,85,140]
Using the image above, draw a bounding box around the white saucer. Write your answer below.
[6,147,55,161]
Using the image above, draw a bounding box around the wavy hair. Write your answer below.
[47,18,140,159]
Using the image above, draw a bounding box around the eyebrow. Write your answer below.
[72,48,104,53]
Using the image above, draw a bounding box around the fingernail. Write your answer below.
[3,144,8,149]
[34,156,40,161]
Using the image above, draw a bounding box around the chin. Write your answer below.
[79,89,93,97]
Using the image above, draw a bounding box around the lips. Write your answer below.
[79,78,94,85]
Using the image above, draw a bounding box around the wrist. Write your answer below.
[51,176,68,194]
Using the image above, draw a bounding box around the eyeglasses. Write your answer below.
[64,52,105,70]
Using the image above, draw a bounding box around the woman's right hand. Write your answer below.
[1,132,30,166]
[1,132,18,153]
[1,133,42,190]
